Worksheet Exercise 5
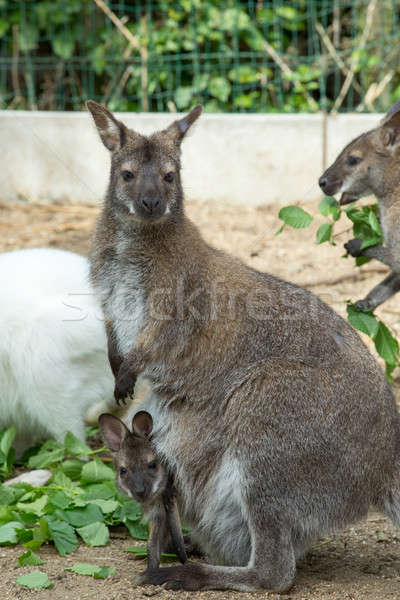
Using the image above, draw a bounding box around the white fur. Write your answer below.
[98,239,147,356]
[0,248,115,453]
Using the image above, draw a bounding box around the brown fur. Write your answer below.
[319,100,400,309]
[88,101,400,592]
[98,411,187,571]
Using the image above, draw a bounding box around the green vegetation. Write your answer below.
[0,427,150,560]
[1,1,400,112]
[277,199,399,379]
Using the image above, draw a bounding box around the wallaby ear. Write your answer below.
[163,104,202,145]
[86,100,126,152]
[98,413,129,451]
[132,411,153,438]
[379,100,400,149]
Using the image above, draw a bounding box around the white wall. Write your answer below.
[0,110,382,206]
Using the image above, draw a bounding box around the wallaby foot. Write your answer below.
[355,272,400,311]
[136,561,294,592]
[136,525,295,592]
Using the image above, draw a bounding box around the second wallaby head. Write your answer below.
[99,411,166,503]
[319,100,400,204]
[87,100,202,225]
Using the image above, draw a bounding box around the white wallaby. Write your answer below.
[0,248,114,454]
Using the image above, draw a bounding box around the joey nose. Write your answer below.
[141,197,160,214]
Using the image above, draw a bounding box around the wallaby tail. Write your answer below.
[377,459,400,530]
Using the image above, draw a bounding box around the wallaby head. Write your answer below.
[99,411,167,503]
[86,100,202,224]
[319,100,400,204]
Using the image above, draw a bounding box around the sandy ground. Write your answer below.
[1,198,400,600]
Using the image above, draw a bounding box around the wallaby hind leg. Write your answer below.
[356,272,400,311]
[136,519,295,592]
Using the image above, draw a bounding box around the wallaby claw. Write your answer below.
[344,238,363,257]
[114,369,136,404]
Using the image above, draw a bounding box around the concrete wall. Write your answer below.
[0,110,383,206]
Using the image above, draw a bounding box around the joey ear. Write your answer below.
[98,413,129,451]
[132,411,153,438]
[164,104,202,145]
[86,100,127,152]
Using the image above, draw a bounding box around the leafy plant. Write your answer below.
[0,430,150,559]
[66,563,116,579]
[277,198,398,378]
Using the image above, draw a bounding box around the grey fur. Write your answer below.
[89,101,400,592]
[319,100,400,310]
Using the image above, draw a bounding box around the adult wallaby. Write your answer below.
[319,100,400,310]
[87,99,400,593]
[0,248,115,454]
[99,410,187,571]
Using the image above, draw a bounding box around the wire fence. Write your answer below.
[1,0,399,113]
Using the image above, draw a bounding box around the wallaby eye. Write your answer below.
[148,460,157,470]
[120,466,127,476]
[121,170,135,182]
[346,155,362,167]
[164,172,174,183]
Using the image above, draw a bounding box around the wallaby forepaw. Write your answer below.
[344,238,363,257]
[355,298,373,311]
[114,371,136,404]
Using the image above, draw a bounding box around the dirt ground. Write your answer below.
[1,198,400,600]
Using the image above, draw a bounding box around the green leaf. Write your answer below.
[28,440,65,469]
[346,304,379,338]
[17,495,49,517]
[66,563,116,579]
[64,432,91,457]
[18,550,45,566]
[77,521,109,547]
[316,223,333,244]
[0,426,16,457]
[374,322,399,367]
[90,499,119,514]
[209,77,231,102]
[19,24,39,52]
[125,519,149,540]
[318,197,341,221]
[81,458,114,484]
[0,521,23,545]
[52,33,75,60]
[368,210,381,235]
[46,519,78,556]
[16,570,53,590]
[0,485,16,505]
[125,545,147,557]
[62,504,104,528]
[174,86,194,110]
[278,206,313,229]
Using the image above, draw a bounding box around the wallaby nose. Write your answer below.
[319,176,328,191]
[141,197,160,214]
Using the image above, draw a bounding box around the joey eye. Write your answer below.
[164,172,174,183]
[148,460,157,470]
[346,156,362,167]
[120,466,127,476]
[121,170,134,182]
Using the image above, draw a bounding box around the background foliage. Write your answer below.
[1,0,400,112]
